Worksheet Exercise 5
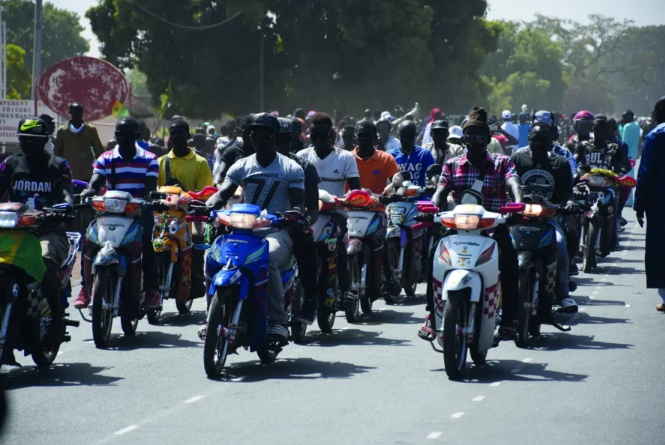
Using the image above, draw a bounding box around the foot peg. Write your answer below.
[551,322,571,332]
[65,319,80,328]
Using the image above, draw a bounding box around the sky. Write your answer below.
[50,0,665,59]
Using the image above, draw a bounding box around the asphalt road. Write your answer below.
[1,210,661,445]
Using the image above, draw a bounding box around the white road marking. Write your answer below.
[184,395,205,404]
[114,425,138,435]
[510,368,521,374]
[596,286,601,289]
[472,396,485,402]
[451,412,465,419]
[593,291,599,295]
[427,432,443,439]
[601,279,607,282]
[625,303,632,308]
[522,358,533,363]
[489,382,502,387]
[589,295,596,300]
[579,308,586,313]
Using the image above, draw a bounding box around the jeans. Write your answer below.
[262,229,294,325]
[548,220,570,301]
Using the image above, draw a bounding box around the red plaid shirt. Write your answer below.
[438,152,518,212]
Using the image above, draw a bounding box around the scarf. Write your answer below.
[69,122,85,134]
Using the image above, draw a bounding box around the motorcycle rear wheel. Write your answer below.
[31,340,60,368]
[203,290,231,379]
[443,292,468,380]
[583,220,598,273]
[317,303,336,333]
[176,298,193,315]
[345,255,365,320]
[515,270,533,348]
[92,269,115,349]
[383,241,402,305]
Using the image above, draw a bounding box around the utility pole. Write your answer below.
[31,0,43,100]
[259,26,265,112]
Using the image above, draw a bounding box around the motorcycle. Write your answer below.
[345,190,387,315]
[79,191,170,348]
[383,172,431,302]
[312,190,354,330]
[198,203,307,378]
[149,185,218,324]
[511,186,579,347]
[430,188,525,380]
[0,203,80,368]
[576,169,636,272]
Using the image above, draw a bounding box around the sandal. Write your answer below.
[656,304,665,313]
[418,315,436,342]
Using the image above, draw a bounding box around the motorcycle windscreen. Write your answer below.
[0,231,46,282]
[511,223,551,251]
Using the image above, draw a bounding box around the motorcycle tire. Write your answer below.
[92,269,115,349]
[383,241,402,305]
[345,254,362,322]
[31,338,60,368]
[203,289,232,379]
[317,302,336,333]
[150,254,172,325]
[515,269,533,348]
[291,281,307,343]
[469,298,487,365]
[176,299,194,315]
[583,220,598,273]
[443,291,468,380]
[121,312,139,336]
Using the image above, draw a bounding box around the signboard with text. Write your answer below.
[0,100,55,145]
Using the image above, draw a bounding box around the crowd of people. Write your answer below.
[1,95,662,348]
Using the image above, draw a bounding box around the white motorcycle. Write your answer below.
[431,188,524,380]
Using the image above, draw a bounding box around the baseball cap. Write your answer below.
[278,117,292,134]
[17,117,49,138]
[381,111,392,120]
[502,110,512,120]
[249,113,280,133]
[533,110,554,126]
[448,125,463,140]
[431,120,449,131]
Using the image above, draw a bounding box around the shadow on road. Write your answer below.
[351,309,423,325]
[530,333,634,351]
[302,329,411,348]
[83,331,202,351]
[389,295,427,307]
[3,363,123,389]
[159,310,207,327]
[571,312,632,325]
[575,296,630,307]
[433,360,588,383]
[223,357,376,382]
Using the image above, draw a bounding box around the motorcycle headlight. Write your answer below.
[454,214,480,230]
[104,198,129,213]
[588,175,606,188]
[0,212,18,228]
[229,212,258,229]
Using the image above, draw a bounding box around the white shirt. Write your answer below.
[297,147,359,197]
[422,122,433,146]
[383,135,401,152]
[501,122,520,145]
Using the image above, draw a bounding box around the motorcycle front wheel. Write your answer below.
[345,255,363,322]
[583,220,598,273]
[92,269,115,349]
[203,289,232,379]
[443,291,468,380]
[515,269,534,348]
[383,241,402,305]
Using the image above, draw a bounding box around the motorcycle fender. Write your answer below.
[517,251,537,272]
[347,238,364,256]
[386,225,400,240]
[211,268,244,294]
[170,242,180,264]
[92,249,126,276]
[443,269,482,303]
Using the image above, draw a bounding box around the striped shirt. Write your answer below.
[93,147,159,198]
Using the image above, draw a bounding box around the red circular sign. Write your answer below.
[38,56,129,122]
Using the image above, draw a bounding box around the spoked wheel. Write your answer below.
[345,255,362,322]
[515,270,533,348]
[443,291,468,380]
[92,269,115,349]
[203,290,232,379]
[149,255,171,325]
[291,281,307,343]
[583,220,598,273]
[383,241,402,305]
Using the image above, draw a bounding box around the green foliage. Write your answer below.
[0,0,90,73]
[87,0,498,118]
[6,44,31,99]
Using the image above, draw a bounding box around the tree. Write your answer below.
[87,0,498,118]
[0,0,90,74]
[6,44,31,99]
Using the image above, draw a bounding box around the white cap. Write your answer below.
[381,111,392,120]
[502,110,512,119]
[448,126,463,140]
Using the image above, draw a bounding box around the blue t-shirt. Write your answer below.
[517,124,531,148]
[387,145,435,187]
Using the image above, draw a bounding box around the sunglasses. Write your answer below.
[251,131,275,142]
[463,135,487,144]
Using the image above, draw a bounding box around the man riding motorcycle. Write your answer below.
[511,124,579,313]
[566,110,595,153]
[74,117,162,309]
[207,113,307,343]
[297,112,362,309]
[420,106,524,340]
[0,117,74,345]
[157,118,214,298]
[388,121,435,187]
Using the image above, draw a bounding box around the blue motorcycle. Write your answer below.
[199,203,306,378]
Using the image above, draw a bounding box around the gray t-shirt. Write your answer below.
[224,153,305,214]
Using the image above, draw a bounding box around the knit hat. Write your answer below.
[463,106,490,134]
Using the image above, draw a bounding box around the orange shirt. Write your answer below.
[350,148,399,210]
